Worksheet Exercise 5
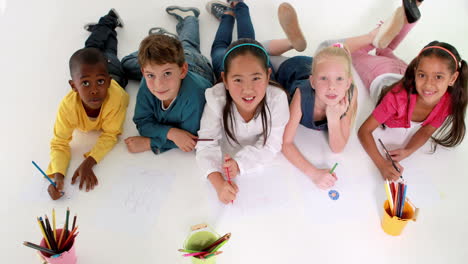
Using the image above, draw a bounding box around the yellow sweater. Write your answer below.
[46,80,129,177]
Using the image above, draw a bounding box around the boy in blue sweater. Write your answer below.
[122,6,214,154]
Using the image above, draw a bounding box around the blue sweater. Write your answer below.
[133,71,212,154]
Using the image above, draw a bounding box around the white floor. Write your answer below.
[1,0,468,263]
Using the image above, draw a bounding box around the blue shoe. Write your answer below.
[206,1,232,20]
[148,27,178,39]
[166,6,200,22]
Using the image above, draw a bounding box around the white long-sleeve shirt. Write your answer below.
[196,82,290,178]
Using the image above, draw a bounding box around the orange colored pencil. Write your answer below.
[60,226,78,250]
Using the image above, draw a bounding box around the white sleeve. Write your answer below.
[234,89,289,174]
[196,86,225,179]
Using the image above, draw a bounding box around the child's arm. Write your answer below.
[46,103,75,179]
[282,90,337,189]
[358,115,404,180]
[327,86,358,153]
[389,124,437,161]
[207,171,239,204]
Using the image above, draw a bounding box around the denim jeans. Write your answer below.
[275,56,313,96]
[121,16,214,84]
[85,13,127,88]
[210,2,255,80]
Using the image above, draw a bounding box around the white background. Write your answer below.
[1,0,467,263]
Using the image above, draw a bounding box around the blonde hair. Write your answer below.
[312,44,357,123]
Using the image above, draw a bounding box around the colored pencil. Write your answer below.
[201,233,231,252]
[204,251,223,259]
[393,183,400,216]
[37,217,51,249]
[384,180,394,213]
[377,139,403,179]
[71,214,77,231]
[57,209,68,248]
[44,216,58,251]
[178,249,200,253]
[329,163,338,174]
[209,239,229,253]
[224,156,233,204]
[389,181,396,200]
[23,241,57,255]
[52,209,57,242]
[60,226,78,250]
[32,161,56,187]
[196,139,214,142]
[64,208,70,242]
[183,251,209,257]
[399,184,408,218]
[61,232,79,251]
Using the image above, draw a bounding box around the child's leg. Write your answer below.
[211,14,235,80]
[85,11,127,88]
[376,22,417,58]
[274,56,313,96]
[121,51,143,81]
[261,40,291,72]
[233,2,255,40]
[177,16,215,84]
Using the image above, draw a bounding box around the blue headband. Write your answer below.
[222,43,270,70]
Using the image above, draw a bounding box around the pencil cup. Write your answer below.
[38,229,77,264]
[184,225,220,264]
[381,200,415,236]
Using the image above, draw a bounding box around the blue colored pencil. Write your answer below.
[399,184,408,218]
[32,161,56,188]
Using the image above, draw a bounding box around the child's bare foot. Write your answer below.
[278,2,306,52]
[372,7,405,49]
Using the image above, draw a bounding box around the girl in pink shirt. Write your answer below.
[357,13,467,180]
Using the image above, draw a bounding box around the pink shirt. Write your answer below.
[372,83,452,128]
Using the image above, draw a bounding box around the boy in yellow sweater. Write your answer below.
[46,9,129,199]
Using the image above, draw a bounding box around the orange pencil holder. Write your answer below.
[381,200,416,236]
[38,229,77,264]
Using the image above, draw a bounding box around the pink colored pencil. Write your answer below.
[183,251,209,257]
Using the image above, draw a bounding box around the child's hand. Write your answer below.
[389,148,409,162]
[167,128,197,152]
[378,160,404,181]
[325,97,349,121]
[47,173,64,200]
[215,179,239,204]
[125,136,151,153]
[71,156,98,192]
[309,168,337,189]
[223,154,240,178]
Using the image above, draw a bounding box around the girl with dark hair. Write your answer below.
[357,2,467,180]
[196,1,289,204]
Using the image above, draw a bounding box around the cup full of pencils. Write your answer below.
[381,180,419,236]
[180,224,230,264]
[23,208,79,264]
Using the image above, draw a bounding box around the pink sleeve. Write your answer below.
[372,92,397,124]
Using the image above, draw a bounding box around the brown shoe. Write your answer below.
[278,2,307,52]
[372,7,405,49]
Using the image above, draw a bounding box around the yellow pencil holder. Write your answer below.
[381,200,415,236]
[183,224,220,264]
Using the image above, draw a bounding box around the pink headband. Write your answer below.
[419,46,459,70]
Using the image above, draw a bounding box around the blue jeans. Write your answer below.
[121,16,214,84]
[210,2,255,80]
[85,13,128,88]
[275,56,313,96]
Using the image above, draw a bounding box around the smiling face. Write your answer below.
[141,62,188,107]
[222,53,271,121]
[69,62,110,111]
[414,56,459,107]
[310,56,352,108]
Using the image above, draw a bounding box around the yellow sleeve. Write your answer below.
[85,84,129,163]
[46,100,76,177]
